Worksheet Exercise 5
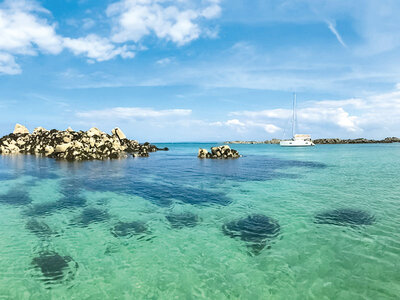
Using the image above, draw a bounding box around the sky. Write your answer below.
[1,0,400,142]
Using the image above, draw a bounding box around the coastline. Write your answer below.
[225,137,400,145]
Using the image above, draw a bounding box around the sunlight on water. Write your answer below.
[0,143,400,299]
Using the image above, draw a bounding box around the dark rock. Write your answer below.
[31,251,78,287]
[314,208,375,226]
[0,189,32,206]
[111,221,148,237]
[25,219,55,238]
[74,207,110,226]
[222,214,280,254]
[166,212,200,229]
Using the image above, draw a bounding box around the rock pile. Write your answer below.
[313,137,400,144]
[0,124,168,160]
[198,145,241,159]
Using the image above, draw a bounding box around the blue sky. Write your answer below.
[1,0,400,141]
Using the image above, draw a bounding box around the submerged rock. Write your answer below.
[111,221,148,237]
[166,212,200,229]
[0,189,32,206]
[0,124,166,160]
[75,207,110,226]
[31,251,78,287]
[26,219,55,238]
[314,208,375,226]
[198,145,241,159]
[222,214,280,254]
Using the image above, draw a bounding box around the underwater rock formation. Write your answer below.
[198,145,241,159]
[31,251,78,287]
[25,219,55,238]
[74,207,110,226]
[0,124,167,160]
[0,189,32,206]
[222,214,280,254]
[166,212,200,229]
[314,208,375,226]
[111,221,148,237]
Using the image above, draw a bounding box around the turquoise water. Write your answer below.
[0,143,400,299]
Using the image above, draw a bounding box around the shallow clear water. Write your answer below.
[0,143,399,299]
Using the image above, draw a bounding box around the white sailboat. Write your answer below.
[280,93,315,147]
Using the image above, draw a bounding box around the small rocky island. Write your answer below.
[198,145,241,159]
[0,124,167,160]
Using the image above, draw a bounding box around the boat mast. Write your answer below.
[292,92,296,137]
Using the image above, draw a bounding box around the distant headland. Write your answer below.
[225,137,400,144]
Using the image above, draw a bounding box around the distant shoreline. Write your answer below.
[225,137,400,145]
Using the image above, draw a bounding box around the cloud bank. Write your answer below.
[0,0,221,74]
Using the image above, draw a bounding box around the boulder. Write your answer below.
[55,143,71,153]
[33,127,47,134]
[45,145,54,155]
[112,127,127,140]
[87,127,103,137]
[198,148,208,158]
[13,124,29,135]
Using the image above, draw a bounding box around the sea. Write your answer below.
[0,143,399,299]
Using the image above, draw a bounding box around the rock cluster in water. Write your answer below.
[312,137,400,144]
[0,124,168,160]
[198,145,241,159]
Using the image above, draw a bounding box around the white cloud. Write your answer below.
[226,119,245,127]
[0,52,21,74]
[263,123,280,133]
[0,0,62,55]
[211,118,281,134]
[107,0,221,45]
[0,0,62,74]
[232,103,361,133]
[0,0,222,74]
[76,107,192,120]
[63,34,135,62]
[326,20,347,48]
[156,57,172,65]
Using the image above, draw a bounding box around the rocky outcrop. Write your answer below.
[0,124,168,160]
[313,137,400,144]
[225,139,281,144]
[198,145,241,159]
[13,123,29,135]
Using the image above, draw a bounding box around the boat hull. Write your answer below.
[280,140,315,147]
